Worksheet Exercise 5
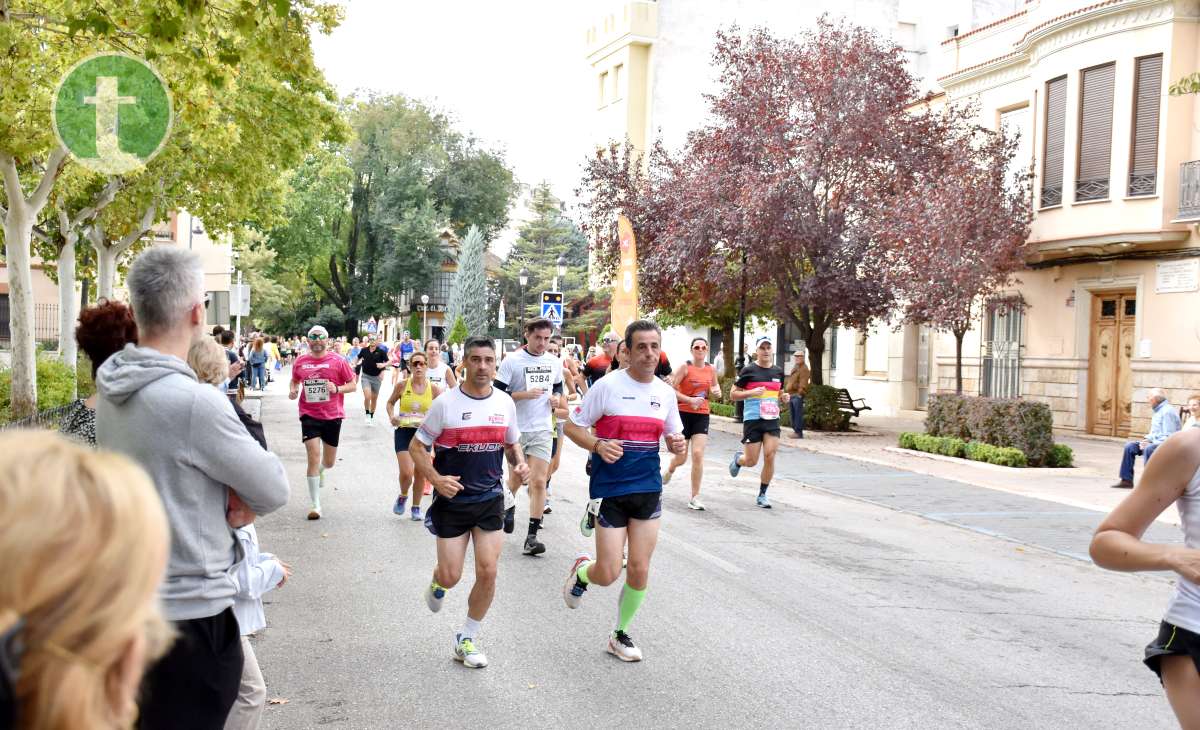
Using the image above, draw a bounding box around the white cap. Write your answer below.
[307,325,329,338]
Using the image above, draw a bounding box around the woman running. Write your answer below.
[1092,427,1200,727]
[386,351,443,520]
[663,337,722,510]
[424,338,458,390]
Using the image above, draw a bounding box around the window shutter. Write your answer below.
[1129,55,1162,196]
[1076,62,1115,201]
[1041,76,1067,207]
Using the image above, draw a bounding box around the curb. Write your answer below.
[881,446,1087,474]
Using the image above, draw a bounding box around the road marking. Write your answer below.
[925,511,1098,518]
[658,530,745,575]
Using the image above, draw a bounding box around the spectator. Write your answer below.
[96,246,289,730]
[225,523,289,730]
[1113,387,1182,489]
[60,300,139,446]
[784,349,811,439]
[247,338,268,391]
[1185,394,1200,430]
[0,431,172,730]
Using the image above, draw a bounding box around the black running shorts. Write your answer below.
[1145,620,1200,682]
[424,494,504,538]
[680,412,710,440]
[394,426,418,453]
[300,415,342,447]
[597,492,662,529]
[741,418,781,444]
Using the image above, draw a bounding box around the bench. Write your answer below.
[835,388,872,417]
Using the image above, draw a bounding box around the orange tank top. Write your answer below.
[676,362,716,415]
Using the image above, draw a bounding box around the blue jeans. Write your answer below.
[789,396,805,437]
[1119,441,1160,481]
[251,363,266,390]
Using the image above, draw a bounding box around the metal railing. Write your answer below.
[1039,183,1062,207]
[1180,160,1200,220]
[0,402,79,432]
[0,301,61,347]
[1128,172,1156,197]
[1075,176,1109,202]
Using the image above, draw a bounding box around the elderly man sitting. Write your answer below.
[1112,387,1182,489]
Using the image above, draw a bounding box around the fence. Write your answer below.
[0,299,61,348]
[0,402,78,432]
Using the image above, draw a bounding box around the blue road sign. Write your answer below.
[541,291,563,325]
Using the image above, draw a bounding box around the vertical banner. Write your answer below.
[610,215,640,335]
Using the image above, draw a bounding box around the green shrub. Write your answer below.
[0,355,82,421]
[926,393,1053,466]
[1046,443,1074,468]
[804,384,849,431]
[898,431,918,449]
[906,433,966,458]
[77,354,95,399]
[965,441,1028,467]
[710,402,735,418]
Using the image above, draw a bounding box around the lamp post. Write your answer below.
[552,254,567,293]
[187,213,204,250]
[518,266,529,335]
[420,293,429,343]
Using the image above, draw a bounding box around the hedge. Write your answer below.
[0,355,86,423]
[899,432,1027,467]
[926,394,1054,466]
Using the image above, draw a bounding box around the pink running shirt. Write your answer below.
[292,352,356,421]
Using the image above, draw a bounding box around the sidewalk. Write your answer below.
[708,409,1177,526]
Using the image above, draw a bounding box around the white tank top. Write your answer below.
[1165,463,1200,632]
[427,361,450,388]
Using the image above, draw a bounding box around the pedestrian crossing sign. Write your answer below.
[541,291,563,325]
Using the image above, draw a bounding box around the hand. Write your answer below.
[1140,440,1151,449]
[665,433,686,455]
[525,388,546,399]
[1167,548,1200,583]
[228,361,245,380]
[691,396,704,410]
[288,387,299,400]
[780,392,791,402]
[390,415,402,428]
[513,461,530,482]
[751,386,767,397]
[433,474,464,499]
[277,560,293,588]
[595,439,624,464]
[226,490,256,528]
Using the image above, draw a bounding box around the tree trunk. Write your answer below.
[720,322,735,379]
[3,205,37,418]
[57,234,78,393]
[954,328,966,395]
[96,244,119,300]
[807,331,827,386]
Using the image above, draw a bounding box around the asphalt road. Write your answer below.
[249,382,1180,729]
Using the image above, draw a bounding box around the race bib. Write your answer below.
[759,399,780,419]
[525,366,554,389]
[303,378,330,403]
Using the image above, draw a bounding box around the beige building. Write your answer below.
[150,210,234,330]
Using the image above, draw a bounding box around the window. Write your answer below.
[981,301,1023,398]
[1129,54,1162,197]
[205,290,230,327]
[598,71,608,106]
[426,271,453,306]
[999,106,1031,194]
[613,64,624,101]
[1041,76,1067,207]
[1076,62,1115,202]
[863,326,889,375]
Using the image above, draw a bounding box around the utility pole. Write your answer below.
[234,269,243,337]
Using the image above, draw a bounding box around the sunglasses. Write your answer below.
[308,334,327,341]
[692,344,708,350]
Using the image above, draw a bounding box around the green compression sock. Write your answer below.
[576,560,593,585]
[617,584,647,633]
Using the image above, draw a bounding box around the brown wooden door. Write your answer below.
[1089,292,1136,436]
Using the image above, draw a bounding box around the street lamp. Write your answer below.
[518,266,529,334]
[187,215,204,250]
[420,293,429,343]
[552,254,567,293]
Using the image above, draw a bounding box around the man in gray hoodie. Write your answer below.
[97,246,290,730]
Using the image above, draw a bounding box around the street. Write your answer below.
[250,381,1179,729]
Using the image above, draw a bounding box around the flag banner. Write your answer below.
[611,215,639,334]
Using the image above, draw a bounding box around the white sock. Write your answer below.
[307,475,321,510]
[461,617,481,641]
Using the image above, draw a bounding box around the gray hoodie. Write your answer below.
[96,344,290,621]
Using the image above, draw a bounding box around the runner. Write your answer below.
[354,334,389,425]
[545,336,577,515]
[561,320,686,662]
[289,325,357,520]
[425,337,459,390]
[398,330,416,375]
[663,337,722,510]
[553,334,585,396]
[386,351,443,521]
[495,318,564,556]
[728,337,790,508]
[412,336,528,669]
[583,333,620,386]
[1092,428,1200,727]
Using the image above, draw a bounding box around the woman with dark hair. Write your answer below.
[248,337,268,391]
[60,300,139,445]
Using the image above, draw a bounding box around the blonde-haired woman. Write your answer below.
[0,431,171,729]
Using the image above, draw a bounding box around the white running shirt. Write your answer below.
[1166,463,1200,633]
[496,348,563,433]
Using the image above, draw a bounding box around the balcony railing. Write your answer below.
[1040,184,1062,208]
[1128,172,1156,197]
[1180,160,1200,221]
[1075,176,1109,202]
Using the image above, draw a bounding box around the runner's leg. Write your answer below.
[433,533,470,591]
[523,456,551,554]
[761,433,779,485]
[689,434,708,500]
[466,527,503,622]
[582,524,626,588]
[740,441,763,468]
[303,436,322,517]
[1161,655,1200,728]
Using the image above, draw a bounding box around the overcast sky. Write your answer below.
[311,1,594,254]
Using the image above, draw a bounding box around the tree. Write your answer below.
[455,226,489,337]
[447,315,468,346]
[232,229,292,332]
[883,105,1033,394]
[673,21,944,384]
[406,310,422,341]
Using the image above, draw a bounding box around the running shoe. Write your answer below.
[729,451,742,478]
[543,497,552,515]
[687,497,705,511]
[563,552,591,609]
[364,414,372,425]
[580,498,601,538]
[756,494,772,509]
[453,633,488,668]
[523,534,546,556]
[424,581,445,613]
[307,507,321,521]
[662,466,673,485]
[410,506,421,521]
[607,630,642,662]
[393,495,408,516]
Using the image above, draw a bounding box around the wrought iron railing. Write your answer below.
[1179,160,1200,220]
[1040,184,1062,207]
[1075,176,1109,202]
[0,402,79,432]
[1128,172,1156,197]
[0,301,60,346]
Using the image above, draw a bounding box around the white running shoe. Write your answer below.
[425,581,445,613]
[687,497,705,511]
[454,634,488,668]
[563,552,591,609]
[306,507,321,521]
[607,631,642,662]
[365,414,372,425]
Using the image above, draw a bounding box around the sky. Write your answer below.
[311,1,594,256]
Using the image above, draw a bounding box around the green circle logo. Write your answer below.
[52,53,173,175]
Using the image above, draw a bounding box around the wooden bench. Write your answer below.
[835,388,872,418]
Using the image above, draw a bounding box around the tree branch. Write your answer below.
[328,252,348,305]
[311,275,339,306]
[28,147,69,212]
[113,201,158,255]
[0,153,23,217]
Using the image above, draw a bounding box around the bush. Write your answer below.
[804,384,849,431]
[0,355,82,421]
[710,402,735,418]
[965,441,1028,468]
[926,394,1053,466]
[898,431,918,449]
[1046,443,1074,468]
[901,433,967,458]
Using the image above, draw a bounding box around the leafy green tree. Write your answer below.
[455,226,490,337]
[447,315,468,345]
[406,311,421,341]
